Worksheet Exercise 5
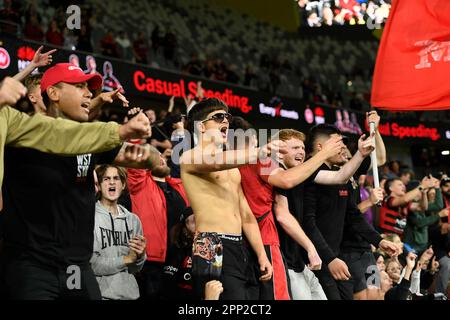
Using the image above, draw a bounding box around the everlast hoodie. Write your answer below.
[91,201,146,300]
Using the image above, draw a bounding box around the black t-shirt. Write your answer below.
[2,146,120,268]
[303,163,381,265]
[156,181,187,242]
[303,164,350,264]
[275,183,306,273]
[341,156,372,251]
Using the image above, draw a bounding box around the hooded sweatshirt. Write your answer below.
[91,201,146,300]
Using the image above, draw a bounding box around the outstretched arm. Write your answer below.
[267,135,343,189]
[13,46,56,82]
[5,106,151,155]
[113,143,161,169]
[315,133,374,185]
[89,88,129,121]
[180,140,286,173]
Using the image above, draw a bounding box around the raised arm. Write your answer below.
[267,136,343,189]
[5,106,151,155]
[315,133,374,185]
[367,111,386,166]
[13,46,56,82]
[180,140,286,174]
[390,176,434,208]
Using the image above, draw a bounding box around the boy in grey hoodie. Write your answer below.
[91,164,147,300]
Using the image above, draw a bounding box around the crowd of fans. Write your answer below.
[0,0,449,302]
[0,45,448,301]
[297,0,391,27]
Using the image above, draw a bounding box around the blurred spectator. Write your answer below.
[101,30,120,58]
[133,31,149,64]
[0,0,19,23]
[213,59,227,82]
[244,64,258,87]
[63,28,78,50]
[89,14,105,53]
[116,31,132,61]
[183,54,203,76]
[400,169,414,189]
[226,64,240,84]
[151,25,162,53]
[203,57,216,79]
[24,13,44,41]
[163,29,177,63]
[23,73,46,114]
[158,109,168,122]
[76,25,93,53]
[403,179,446,253]
[161,207,195,300]
[46,20,64,46]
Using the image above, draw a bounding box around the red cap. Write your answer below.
[40,63,103,93]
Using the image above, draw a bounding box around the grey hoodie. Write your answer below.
[91,201,146,300]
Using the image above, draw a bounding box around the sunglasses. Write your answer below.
[201,112,233,124]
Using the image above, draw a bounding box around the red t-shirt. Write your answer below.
[239,159,280,246]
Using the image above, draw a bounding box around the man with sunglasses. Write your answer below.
[180,98,283,300]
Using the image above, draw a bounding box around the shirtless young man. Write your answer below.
[180,98,280,300]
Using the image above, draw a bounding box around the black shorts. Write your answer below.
[2,256,101,300]
[340,251,379,294]
[192,232,249,300]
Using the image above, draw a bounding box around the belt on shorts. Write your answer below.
[217,233,242,242]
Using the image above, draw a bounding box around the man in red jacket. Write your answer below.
[127,153,189,300]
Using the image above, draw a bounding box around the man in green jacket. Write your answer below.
[403,178,447,253]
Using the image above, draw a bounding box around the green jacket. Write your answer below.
[403,188,443,253]
[0,106,122,188]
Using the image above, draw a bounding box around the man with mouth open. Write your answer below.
[91,164,146,300]
[180,98,282,300]
[1,63,160,300]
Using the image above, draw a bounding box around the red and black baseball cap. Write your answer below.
[40,63,103,93]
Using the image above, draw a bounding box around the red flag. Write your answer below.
[371,0,450,111]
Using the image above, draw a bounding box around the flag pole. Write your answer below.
[369,107,382,206]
